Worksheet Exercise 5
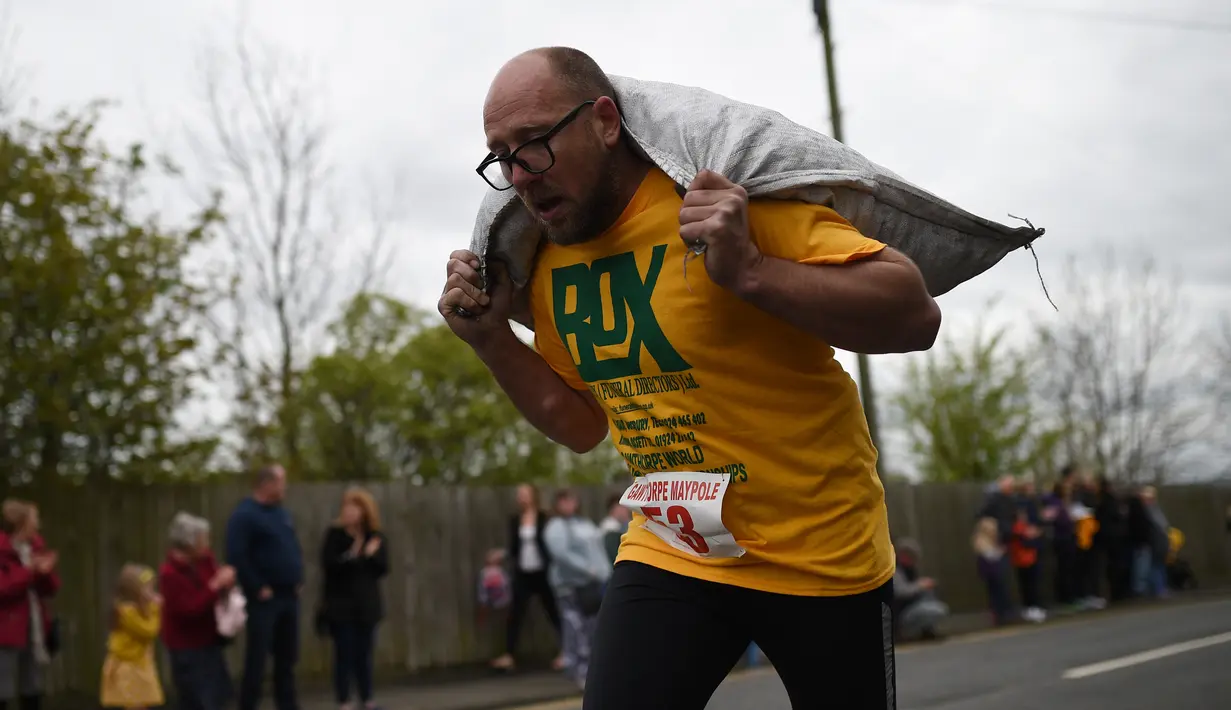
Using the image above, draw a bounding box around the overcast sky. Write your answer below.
[11,0,1231,474]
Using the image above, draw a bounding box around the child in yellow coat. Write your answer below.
[100,564,165,710]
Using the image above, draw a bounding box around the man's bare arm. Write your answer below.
[475,330,609,454]
[677,171,940,355]
[438,250,608,454]
[732,247,941,354]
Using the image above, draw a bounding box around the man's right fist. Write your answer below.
[438,250,513,350]
[439,250,490,315]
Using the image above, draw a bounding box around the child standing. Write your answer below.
[974,517,1013,626]
[477,549,512,626]
[100,564,165,710]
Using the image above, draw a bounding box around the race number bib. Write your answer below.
[619,471,744,559]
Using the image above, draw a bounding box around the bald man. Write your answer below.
[226,464,303,710]
[440,47,941,709]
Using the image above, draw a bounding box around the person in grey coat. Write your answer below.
[543,490,611,690]
[892,539,949,641]
[1135,486,1172,598]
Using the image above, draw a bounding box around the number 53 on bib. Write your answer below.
[619,471,745,559]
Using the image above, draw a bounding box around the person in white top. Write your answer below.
[490,484,564,672]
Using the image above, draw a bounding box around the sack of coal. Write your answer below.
[470,74,1043,329]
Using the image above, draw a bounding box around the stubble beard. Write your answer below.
[541,153,623,247]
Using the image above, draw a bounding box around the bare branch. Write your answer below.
[164,6,407,473]
[355,168,407,294]
[1212,313,1231,412]
[179,21,344,473]
[0,2,27,118]
[1035,251,1207,482]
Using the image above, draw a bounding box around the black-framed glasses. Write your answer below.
[476,100,596,191]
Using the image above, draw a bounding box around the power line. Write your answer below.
[876,0,1231,35]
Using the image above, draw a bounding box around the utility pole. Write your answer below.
[812,0,883,465]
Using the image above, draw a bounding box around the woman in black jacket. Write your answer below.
[491,484,563,672]
[320,488,389,710]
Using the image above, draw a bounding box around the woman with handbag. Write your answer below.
[318,488,388,710]
[0,500,59,710]
[158,512,237,710]
[543,490,611,691]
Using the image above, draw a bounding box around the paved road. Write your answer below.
[515,598,1231,710]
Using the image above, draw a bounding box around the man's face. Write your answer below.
[483,57,622,246]
[264,466,288,503]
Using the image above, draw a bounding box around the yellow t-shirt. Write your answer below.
[528,167,894,596]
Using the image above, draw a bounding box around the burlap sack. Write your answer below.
[470,75,1044,330]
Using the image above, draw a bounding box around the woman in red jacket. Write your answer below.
[158,512,236,710]
[0,499,60,710]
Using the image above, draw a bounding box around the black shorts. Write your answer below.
[584,561,896,710]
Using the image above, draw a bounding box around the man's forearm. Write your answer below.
[732,250,941,354]
[476,329,608,453]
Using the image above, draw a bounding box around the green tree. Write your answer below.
[893,311,1061,483]
[0,104,220,484]
[293,293,622,484]
[292,293,417,481]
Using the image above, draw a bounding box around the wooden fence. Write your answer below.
[7,480,1231,703]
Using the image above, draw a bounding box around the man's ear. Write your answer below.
[594,95,622,148]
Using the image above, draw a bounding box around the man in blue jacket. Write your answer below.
[226,463,304,710]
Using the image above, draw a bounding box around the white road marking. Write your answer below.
[1061,630,1231,680]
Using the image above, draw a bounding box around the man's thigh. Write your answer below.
[243,603,277,661]
[271,599,300,665]
[583,562,749,710]
[751,581,896,710]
